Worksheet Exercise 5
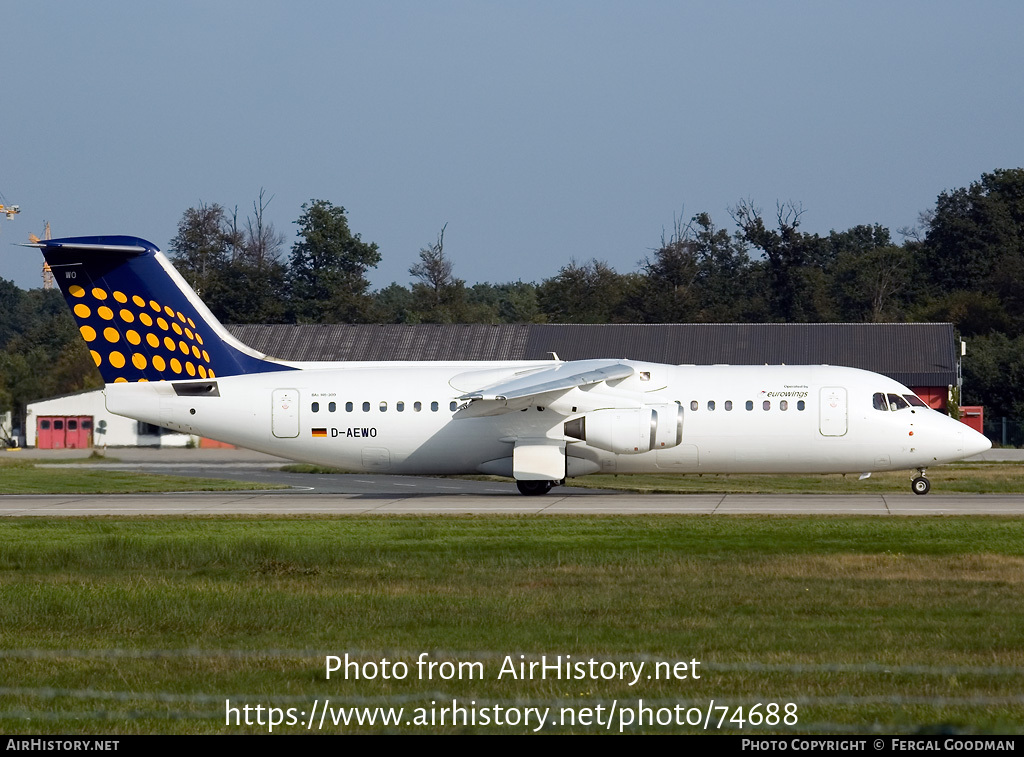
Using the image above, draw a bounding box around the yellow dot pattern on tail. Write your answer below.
[70,287,216,383]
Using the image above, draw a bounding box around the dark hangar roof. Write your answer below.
[225,322,957,388]
[228,323,532,362]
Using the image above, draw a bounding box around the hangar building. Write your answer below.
[25,388,193,449]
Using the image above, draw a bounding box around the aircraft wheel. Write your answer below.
[911,476,931,495]
[516,480,553,496]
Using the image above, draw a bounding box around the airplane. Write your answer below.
[27,235,991,496]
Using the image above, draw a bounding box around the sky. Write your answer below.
[1,1,1022,292]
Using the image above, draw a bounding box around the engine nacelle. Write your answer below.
[564,403,683,455]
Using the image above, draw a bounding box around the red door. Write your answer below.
[50,418,65,449]
[66,417,93,448]
[36,416,94,449]
[37,417,56,449]
[79,417,94,447]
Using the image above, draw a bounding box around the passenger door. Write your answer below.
[272,389,300,438]
[819,387,848,437]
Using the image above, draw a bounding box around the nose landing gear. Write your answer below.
[911,469,931,495]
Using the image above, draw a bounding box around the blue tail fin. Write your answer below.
[30,235,295,384]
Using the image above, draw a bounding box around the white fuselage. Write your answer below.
[102,361,989,478]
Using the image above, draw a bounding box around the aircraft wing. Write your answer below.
[457,359,633,406]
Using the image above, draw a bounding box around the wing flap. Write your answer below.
[458,360,634,402]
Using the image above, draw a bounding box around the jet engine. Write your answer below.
[563,403,683,455]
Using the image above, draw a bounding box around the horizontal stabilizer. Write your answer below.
[21,240,148,255]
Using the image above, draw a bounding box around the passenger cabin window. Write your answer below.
[746,401,753,411]
[397,401,405,412]
[362,402,370,412]
[725,400,733,411]
[762,401,770,411]
[328,402,336,412]
[780,400,788,411]
[690,401,698,411]
[450,401,458,412]
[797,400,805,411]
[414,401,422,412]
[431,401,439,412]
[346,402,353,412]
[311,402,320,413]
[380,401,387,412]
[707,400,715,411]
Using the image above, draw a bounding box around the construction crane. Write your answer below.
[0,186,19,221]
[0,191,19,220]
[29,221,51,244]
[30,222,55,289]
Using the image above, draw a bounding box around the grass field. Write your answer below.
[1,516,1023,734]
[0,457,286,494]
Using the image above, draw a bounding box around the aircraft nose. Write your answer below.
[961,427,993,458]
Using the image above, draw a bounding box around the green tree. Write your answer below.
[961,332,1024,430]
[633,211,754,322]
[826,225,915,322]
[408,224,470,322]
[732,200,833,322]
[213,193,288,323]
[0,277,28,350]
[921,168,1024,296]
[169,194,289,323]
[210,261,288,324]
[469,282,541,323]
[372,283,417,323]
[916,168,1024,334]
[689,212,755,320]
[288,200,381,323]
[635,217,700,322]
[538,260,642,323]
[168,202,231,298]
[911,291,1011,337]
[0,288,101,439]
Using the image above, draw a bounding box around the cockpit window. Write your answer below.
[875,391,928,411]
[887,393,910,411]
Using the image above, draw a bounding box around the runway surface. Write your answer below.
[4,451,1024,516]
[5,491,1024,515]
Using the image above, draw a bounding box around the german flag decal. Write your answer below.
[312,428,327,438]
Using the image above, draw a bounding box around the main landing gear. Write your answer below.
[911,468,931,495]
[516,480,555,496]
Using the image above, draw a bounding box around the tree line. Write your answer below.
[3,168,1024,442]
